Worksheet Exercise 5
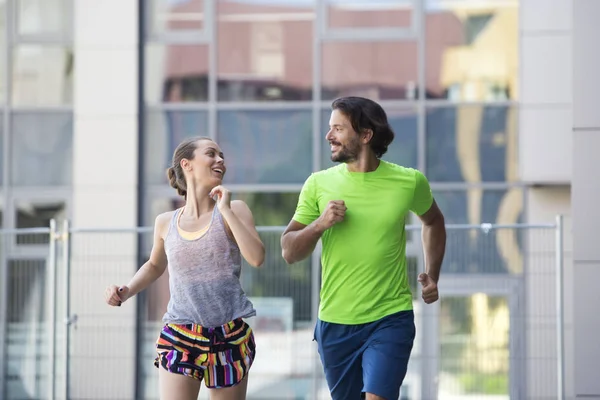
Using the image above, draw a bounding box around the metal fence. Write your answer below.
[0,219,565,400]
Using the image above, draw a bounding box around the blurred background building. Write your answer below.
[0,0,597,399]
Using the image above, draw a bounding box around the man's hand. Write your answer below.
[315,200,346,232]
[418,273,439,304]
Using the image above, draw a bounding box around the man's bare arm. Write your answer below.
[281,220,325,264]
[418,199,446,283]
[281,200,347,264]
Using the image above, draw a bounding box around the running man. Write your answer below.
[281,96,447,400]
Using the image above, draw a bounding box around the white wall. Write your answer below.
[572,0,600,397]
[519,0,572,184]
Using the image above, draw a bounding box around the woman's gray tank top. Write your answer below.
[162,206,256,327]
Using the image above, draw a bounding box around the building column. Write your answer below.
[519,0,574,398]
[572,0,600,398]
[71,0,139,398]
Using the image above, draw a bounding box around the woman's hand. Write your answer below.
[104,285,130,307]
[209,185,231,211]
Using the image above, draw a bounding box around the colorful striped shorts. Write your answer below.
[154,318,256,388]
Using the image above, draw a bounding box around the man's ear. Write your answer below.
[361,128,374,144]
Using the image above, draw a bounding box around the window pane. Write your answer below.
[151,0,204,33]
[321,107,418,170]
[12,46,74,106]
[232,192,299,226]
[327,0,412,29]
[322,41,418,100]
[439,295,510,396]
[145,44,209,104]
[7,259,49,399]
[433,187,524,274]
[17,0,71,36]
[11,112,73,186]
[426,105,518,183]
[434,188,523,225]
[144,110,208,185]
[217,110,312,184]
[425,2,519,100]
[217,1,313,101]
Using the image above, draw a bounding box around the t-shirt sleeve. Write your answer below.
[292,174,321,226]
[410,169,434,216]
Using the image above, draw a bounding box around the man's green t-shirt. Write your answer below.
[292,161,434,325]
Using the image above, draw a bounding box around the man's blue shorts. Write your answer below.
[314,310,415,400]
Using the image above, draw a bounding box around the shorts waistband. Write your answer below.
[171,318,245,337]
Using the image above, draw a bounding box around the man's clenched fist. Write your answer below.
[316,200,347,232]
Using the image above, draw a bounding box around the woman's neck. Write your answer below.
[182,186,215,218]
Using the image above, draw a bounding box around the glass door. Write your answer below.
[430,276,525,400]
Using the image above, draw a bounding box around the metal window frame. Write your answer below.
[0,0,12,395]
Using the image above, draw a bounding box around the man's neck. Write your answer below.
[346,154,380,173]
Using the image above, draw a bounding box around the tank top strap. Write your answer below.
[166,207,183,240]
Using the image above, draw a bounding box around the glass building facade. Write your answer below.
[142,0,521,225]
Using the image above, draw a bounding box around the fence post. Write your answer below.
[555,215,565,400]
[310,243,322,400]
[62,220,73,400]
[48,219,58,400]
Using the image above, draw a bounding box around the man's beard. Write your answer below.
[331,140,361,163]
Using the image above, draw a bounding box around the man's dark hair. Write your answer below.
[331,96,395,158]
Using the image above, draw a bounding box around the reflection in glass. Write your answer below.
[439,295,509,397]
[144,110,209,185]
[321,107,417,170]
[16,201,66,245]
[11,112,73,186]
[426,3,519,100]
[217,1,313,101]
[233,192,300,226]
[12,46,74,106]
[241,227,312,323]
[217,110,312,184]
[327,0,412,29]
[7,259,48,399]
[145,44,209,103]
[426,105,518,183]
[17,0,70,36]
[322,41,418,100]
[433,188,524,274]
[151,0,204,33]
